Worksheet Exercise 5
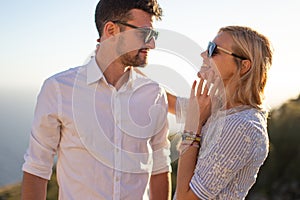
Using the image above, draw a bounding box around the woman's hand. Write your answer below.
[184,73,219,134]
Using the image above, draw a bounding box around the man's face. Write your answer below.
[116,9,156,67]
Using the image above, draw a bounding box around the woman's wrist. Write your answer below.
[182,131,201,142]
[178,130,202,154]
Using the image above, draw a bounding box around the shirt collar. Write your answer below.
[86,56,104,85]
[125,67,146,89]
[126,67,134,88]
[86,56,142,89]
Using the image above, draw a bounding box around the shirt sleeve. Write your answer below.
[22,77,62,180]
[151,87,171,175]
[190,119,255,199]
[175,97,189,123]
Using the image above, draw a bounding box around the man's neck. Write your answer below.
[96,56,131,89]
[104,64,131,90]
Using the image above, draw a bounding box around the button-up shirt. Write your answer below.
[22,57,171,200]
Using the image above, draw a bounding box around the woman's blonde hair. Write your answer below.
[219,26,273,109]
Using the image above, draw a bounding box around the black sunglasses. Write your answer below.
[207,41,247,60]
[112,20,159,44]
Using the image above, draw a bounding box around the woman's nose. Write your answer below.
[200,51,207,59]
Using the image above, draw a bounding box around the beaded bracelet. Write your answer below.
[178,131,201,155]
[181,131,201,147]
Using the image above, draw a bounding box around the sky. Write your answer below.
[1,0,300,108]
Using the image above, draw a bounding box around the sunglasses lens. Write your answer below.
[207,42,216,57]
[144,29,158,43]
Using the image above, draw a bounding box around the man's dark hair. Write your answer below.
[95,0,162,38]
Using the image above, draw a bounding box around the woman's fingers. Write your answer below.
[197,74,210,97]
[190,80,197,98]
[196,77,204,97]
[210,77,220,97]
[202,81,209,96]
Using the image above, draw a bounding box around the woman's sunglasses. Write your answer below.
[112,20,159,44]
[207,41,247,60]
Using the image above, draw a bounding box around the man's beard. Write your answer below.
[120,49,148,67]
[116,35,148,67]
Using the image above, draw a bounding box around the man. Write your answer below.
[21,0,171,199]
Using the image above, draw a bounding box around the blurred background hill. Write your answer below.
[1,94,300,200]
[247,94,300,199]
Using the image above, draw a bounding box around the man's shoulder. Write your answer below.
[48,66,81,80]
[40,66,84,91]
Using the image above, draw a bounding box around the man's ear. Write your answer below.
[102,21,119,38]
[240,60,251,76]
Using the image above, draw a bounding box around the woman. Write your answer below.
[174,26,273,199]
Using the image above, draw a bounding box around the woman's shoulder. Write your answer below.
[226,106,266,124]
[224,107,268,137]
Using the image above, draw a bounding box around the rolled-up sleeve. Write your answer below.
[151,88,171,175]
[22,77,61,180]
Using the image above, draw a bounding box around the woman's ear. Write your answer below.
[102,21,119,38]
[240,60,251,76]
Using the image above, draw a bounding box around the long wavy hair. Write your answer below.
[219,26,273,109]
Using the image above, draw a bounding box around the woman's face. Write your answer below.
[200,31,240,87]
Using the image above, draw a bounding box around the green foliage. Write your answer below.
[0,184,21,200]
[171,160,178,196]
[248,95,300,199]
[46,168,58,200]
[0,168,58,200]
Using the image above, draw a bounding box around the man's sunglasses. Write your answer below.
[207,41,247,60]
[112,20,159,44]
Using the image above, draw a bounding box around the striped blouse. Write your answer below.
[176,98,269,199]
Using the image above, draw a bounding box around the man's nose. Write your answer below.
[145,38,155,49]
